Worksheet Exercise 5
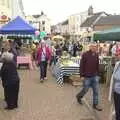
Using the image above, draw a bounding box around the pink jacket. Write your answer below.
[37,46,51,64]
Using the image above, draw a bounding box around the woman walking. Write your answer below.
[37,40,51,83]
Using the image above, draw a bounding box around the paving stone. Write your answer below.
[0,70,110,120]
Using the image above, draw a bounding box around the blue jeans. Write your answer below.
[77,76,100,105]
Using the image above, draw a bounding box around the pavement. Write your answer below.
[0,69,111,120]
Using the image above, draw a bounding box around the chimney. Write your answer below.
[41,11,44,15]
[88,6,94,16]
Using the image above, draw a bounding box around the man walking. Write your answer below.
[76,43,102,111]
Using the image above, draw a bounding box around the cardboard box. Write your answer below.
[70,75,81,82]
[72,81,83,86]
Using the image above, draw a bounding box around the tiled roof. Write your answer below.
[61,20,68,25]
[95,15,120,25]
[32,14,46,18]
[80,12,107,27]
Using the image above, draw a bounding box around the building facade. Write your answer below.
[68,6,94,35]
[0,0,25,27]
[12,0,25,18]
[61,20,69,35]
[26,12,51,33]
[68,11,88,35]
[51,20,69,36]
[0,0,12,26]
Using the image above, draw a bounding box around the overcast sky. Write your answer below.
[22,0,120,24]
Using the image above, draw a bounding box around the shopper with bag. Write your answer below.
[37,40,51,83]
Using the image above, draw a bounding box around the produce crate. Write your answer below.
[70,75,81,82]
[70,75,82,87]
[72,81,83,87]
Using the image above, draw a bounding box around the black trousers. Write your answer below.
[4,83,19,108]
[40,61,48,79]
[114,92,120,120]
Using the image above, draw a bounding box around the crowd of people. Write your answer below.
[31,39,120,120]
[0,37,120,120]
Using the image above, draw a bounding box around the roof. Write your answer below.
[0,16,36,35]
[95,15,120,25]
[32,15,41,18]
[32,13,47,19]
[61,20,68,25]
[80,12,107,27]
[68,10,88,17]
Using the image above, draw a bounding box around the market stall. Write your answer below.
[53,52,112,86]
[0,16,36,70]
[52,60,80,86]
[17,55,33,70]
[93,28,119,120]
[93,28,120,41]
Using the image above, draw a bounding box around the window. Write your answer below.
[42,21,45,25]
[43,27,45,31]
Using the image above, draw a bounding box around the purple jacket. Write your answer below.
[80,50,99,77]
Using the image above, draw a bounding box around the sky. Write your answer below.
[22,0,120,25]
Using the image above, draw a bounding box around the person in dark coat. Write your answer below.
[0,52,20,110]
[55,44,62,62]
[8,40,18,66]
[73,42,78,57]
[76,43,102,111]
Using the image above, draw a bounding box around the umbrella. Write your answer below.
[52,35,64,40]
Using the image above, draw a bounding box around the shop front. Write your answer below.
[0,15,10,26]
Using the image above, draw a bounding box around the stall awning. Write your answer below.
[0,16,36,35]
[93,28,120,41]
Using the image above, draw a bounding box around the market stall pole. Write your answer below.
[106,61,113,86]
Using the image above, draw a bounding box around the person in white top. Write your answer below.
[37,40,51,82]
